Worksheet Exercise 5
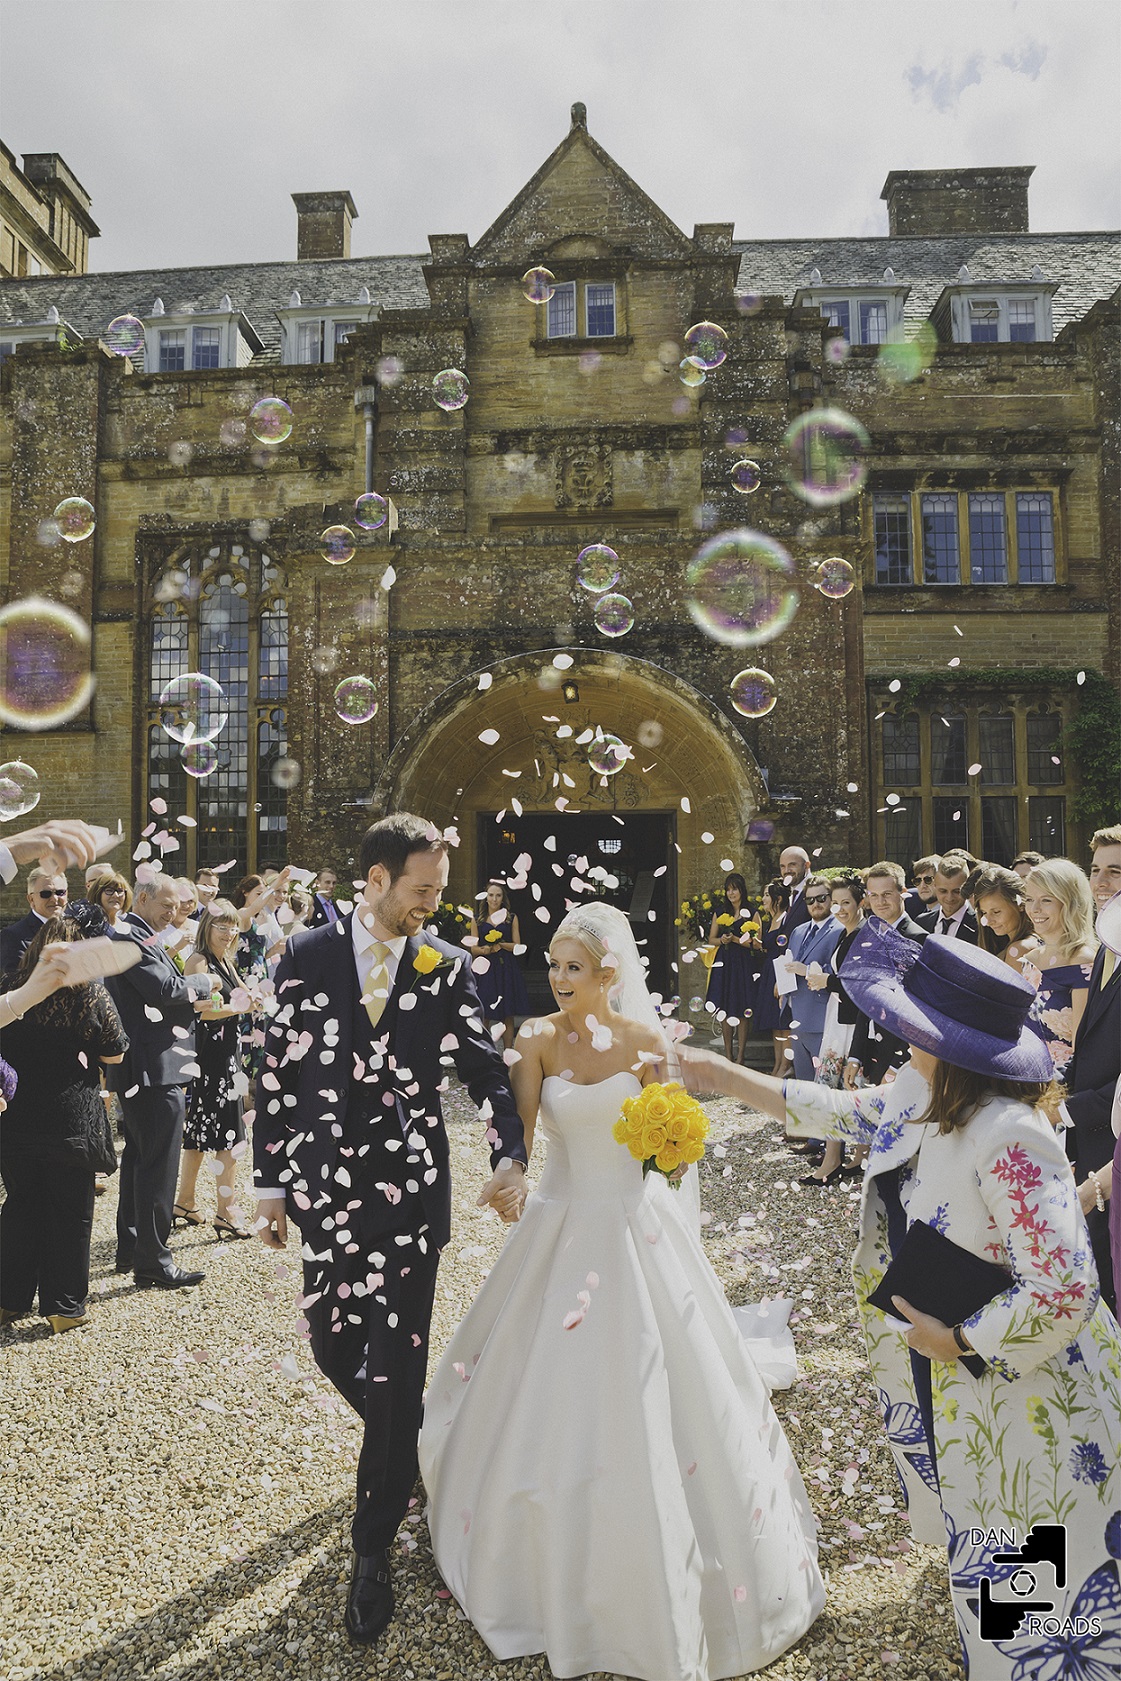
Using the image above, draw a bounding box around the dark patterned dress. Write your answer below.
[473,917,531,1020]
[185,965,247,1153]
[1023,959,1094,1076]
[235,923,269,1078]
[752,918,789,1033]
[705,912,757,1026]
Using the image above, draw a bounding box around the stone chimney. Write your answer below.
[880,168,1034,236]
[291,191,358,260]
[21,152,100,273]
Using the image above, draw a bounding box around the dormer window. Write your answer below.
[934,284,1055,345]
[143,305,262,373]
[545,281,617,340]
[278,301,375,365]
[795,284,908,345]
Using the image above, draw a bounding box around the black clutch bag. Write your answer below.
[866,1220,1013,1378]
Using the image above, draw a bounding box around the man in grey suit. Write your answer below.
[783,875,843,1080]
[105,875,213,1288]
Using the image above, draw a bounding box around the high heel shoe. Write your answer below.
[213,1216,252,1240]
[0,1307,28,1327]
[798,1166,845,1188]
[173,1203,205,1228]
[47,1313,89,1334]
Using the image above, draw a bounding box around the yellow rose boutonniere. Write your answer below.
[412,944,443,975]
[613,1082,709,1188]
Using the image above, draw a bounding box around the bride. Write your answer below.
[418,903,824,1681]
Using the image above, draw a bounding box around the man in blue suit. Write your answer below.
[783,875,843,1080]
[105,874,213,1287]
[254,813,527,1646]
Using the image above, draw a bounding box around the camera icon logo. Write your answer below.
[974,1523,1067,1643]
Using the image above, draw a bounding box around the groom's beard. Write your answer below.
[364,885,427,940]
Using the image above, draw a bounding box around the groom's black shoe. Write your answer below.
[345,1550,394,1644]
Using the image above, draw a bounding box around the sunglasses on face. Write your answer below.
[37,889,68,899]
[806,893,830,906]
[915,875,935,885]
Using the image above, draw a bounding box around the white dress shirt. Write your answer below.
[932,903,969,939]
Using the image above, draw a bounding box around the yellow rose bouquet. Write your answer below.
[612,1081,708,1189]
[715,911,735,928]
[484,927,503,944]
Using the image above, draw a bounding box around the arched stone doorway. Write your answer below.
[373,650,767,998]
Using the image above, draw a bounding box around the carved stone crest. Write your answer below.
[554,441,613,510]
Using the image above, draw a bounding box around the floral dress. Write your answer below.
[1023,960,1094,1075]
[236,922,269,1079]
[786,1065,1121,1681]
[184,965,247,1153]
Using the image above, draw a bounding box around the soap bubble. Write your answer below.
[684,321,728,370]
[521,266,555,305]
[159,673,228,744]
[375,355,403,387]
[588,732,631,776]
[578,351,602,376]
[321,525,356,565]
[745,818,775,842]
[311,646,340,675]
[825,335,849,366]
[679,357,706,388]
[36,518,62,548]
[270,757,301,789]
[0,759,41,819]
[686,530,799,647]
[688,995,706,1013]
[333,675,378,724]
[814,557,856,599]
[249,397,293,443]
[593,594,635,638]
[636,720,664,749]
[248,518,270,542]
[167,441,192,469]
[730,668,778,718]
[182,741,218,778]
[0,597,94,729]
[736,292,763,317]
[576,543,620,593]
[877,322,937,386]
[730,459,761,495]
[433,369,470,411]
[54,497,96,542]
[782,407,868,507]
[220,418,247,448]
[354,492,388,531]
[104,314,145,357]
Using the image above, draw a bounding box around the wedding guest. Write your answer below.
[971,864,1040,967]
[755,878,792,1077]
[784,875,842,1080]
[704,872,757,1063]
[920,853,979,943]
[468,881,530,1050]
[0,918,127,1332]
[1,867,69,973]
[64,863,113,936]
[904,854,940,922]
[1011,849,1045,880]
[105,873,212,1290]
[157,878,199,968]
[195,867,219,908]
[286,886,314,931]
[801,872,866,1187]
[231,870,289,1078]
[1057,827,1121,1314]
[87,871,132,929]
[679,934,1120,1681]
[845,863,928,1089]
[779,845,813,931]
[308,867,340,927]
[174,901,258,1239]
[1021,858,1097,1074]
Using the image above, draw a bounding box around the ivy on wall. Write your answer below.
[874,668,1120,831]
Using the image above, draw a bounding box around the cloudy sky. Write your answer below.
[3,0,1118,273]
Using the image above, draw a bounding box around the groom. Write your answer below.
[254,813,527,1643]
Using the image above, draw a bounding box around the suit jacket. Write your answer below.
[252,916,527,1252]
[785,886,812,934]
[1063,944,1121,1174]
[308,894,339,929]
[103,912,201,1091]
[785,915,843,1039]
[847,913,928,1082]
[904,891,932,923]
[919,905,979,944]
[0,910,47,975]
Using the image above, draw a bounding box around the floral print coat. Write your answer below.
[786,1063,1121,1680]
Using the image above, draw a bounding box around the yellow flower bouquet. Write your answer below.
[612,1081,708,1188]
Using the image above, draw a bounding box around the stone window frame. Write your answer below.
[535,271,631,356]
[144,541,289,874]
[869,488,1059,588]
[871,690,1072,867]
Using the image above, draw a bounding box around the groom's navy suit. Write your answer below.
[253,915,526,1552]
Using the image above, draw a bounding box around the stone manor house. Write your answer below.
[1,110,1118,993]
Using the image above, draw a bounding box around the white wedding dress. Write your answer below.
[419,1073,824,1681]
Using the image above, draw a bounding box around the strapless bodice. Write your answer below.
[537,1072,645,1201]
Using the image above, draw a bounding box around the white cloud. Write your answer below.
[906,55,985,114]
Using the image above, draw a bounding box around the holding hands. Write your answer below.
[477,1158,528,1223]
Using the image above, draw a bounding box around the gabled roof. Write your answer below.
[470,106,692,264]
[732,232,1120,336]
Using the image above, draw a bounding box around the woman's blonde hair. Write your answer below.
[1024,859,1097,962]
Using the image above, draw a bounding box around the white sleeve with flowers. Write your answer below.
[960,1102,1099,1380]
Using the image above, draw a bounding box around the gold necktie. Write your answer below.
[1102,949,1117,990]
[362,940,393,1029]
